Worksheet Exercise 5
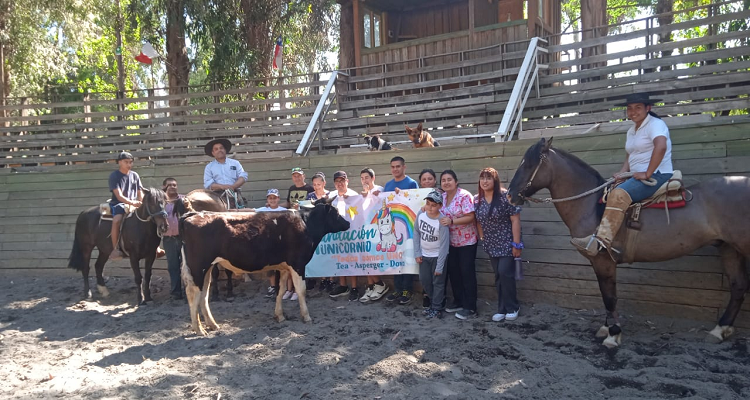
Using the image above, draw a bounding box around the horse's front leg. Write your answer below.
[591,257,622,348]
[142,254,156,303]
[129,256,145,305]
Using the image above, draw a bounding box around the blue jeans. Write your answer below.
[162,236,183,296]
[394,274,414,292]
[617,171,673,202]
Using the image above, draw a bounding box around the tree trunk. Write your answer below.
[240,0,276,82]
[339,0,355,72]
[166,0,190,114]
[580,0,607,80]
[656,0,674,72]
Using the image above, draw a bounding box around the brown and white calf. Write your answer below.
[179,200,349,335]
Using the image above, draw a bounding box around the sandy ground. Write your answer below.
[1,273,749,400]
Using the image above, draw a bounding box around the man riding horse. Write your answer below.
[571,93,673,257]
[203,138,248,208]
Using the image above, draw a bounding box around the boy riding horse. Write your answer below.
[108,151,165,260]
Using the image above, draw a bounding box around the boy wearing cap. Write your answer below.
[286,167,314,209]
[329,171,360,301]
[256,189,288,298]
[414,191,450,319]
[108,152,148,260]
[203,139,248,207]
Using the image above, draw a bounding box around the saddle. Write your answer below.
[608,170,689,263]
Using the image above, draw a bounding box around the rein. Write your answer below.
[519,152,655,204]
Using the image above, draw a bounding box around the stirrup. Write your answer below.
[571,235,600,256]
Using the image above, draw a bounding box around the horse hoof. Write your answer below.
[303,315,312,323]
[195,326,208,336]
[595,325,609,338]
[602,334,621,348]
[707,325,734,343]
[97,285,110,298]
[206,323,220,331]
[275,314,286,323]
[85,290,93,299]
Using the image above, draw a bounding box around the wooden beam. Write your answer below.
[468,0,475,48]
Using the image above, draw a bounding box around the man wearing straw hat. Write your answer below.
[203,138,249,208]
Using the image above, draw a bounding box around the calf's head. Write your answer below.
[301,200,350,243]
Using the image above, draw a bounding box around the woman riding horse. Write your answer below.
[571,93,674,256]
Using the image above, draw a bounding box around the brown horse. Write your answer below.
[507,138,750,347]
[68,188,169,305]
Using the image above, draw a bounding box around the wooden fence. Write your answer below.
[2,121,749,326]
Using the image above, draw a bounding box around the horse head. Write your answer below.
[142,188,169,237]
[507,137,555,206]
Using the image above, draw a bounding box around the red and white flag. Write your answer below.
[272,36,283,70]
[135,43,160,64]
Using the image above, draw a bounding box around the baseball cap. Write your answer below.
[333,171,348,180]
[425,190,443,204]
[266,188,280,197]
[291,167,304,175]
[117,151,134,161]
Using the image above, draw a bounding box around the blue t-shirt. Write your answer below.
[109,170,143,204]
[384,176,418,191]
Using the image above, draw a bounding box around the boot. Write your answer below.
[571,188,632,257]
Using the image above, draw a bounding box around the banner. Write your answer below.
[304,188,433,277]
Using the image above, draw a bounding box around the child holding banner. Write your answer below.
[359,168,389,303]
[414,191,450,319]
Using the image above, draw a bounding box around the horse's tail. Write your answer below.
[67,212,89,271]
[396,233,404,245]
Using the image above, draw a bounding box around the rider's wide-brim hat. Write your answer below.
[616,93,662,106]
[205,139,232,157]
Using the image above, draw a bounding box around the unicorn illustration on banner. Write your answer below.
[373,200,411,252]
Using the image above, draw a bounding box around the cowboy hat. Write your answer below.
[204,139,232,157]
[616,93,662,106]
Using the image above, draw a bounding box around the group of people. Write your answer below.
[105,92,673,323]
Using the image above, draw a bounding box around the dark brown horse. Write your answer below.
[68,188,169,305]
[507,138,750,347]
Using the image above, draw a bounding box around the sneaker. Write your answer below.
[348,288,359,302]
[455,309,477,320]
[359,285,374,303]
[426,308,443,319]
[282,290,293,300]
[368,282,388,301]
[108,249,124,261]
[290,292,298,301]
[422,295,431,309]
[398,290,412,305]
[492,313,506,322]
[422,307,432,316]
[386,291,400,302]
[318,279,328,291]
[445,303,462,313]
[265,286,278,298]
[329,285,350,298]
[505,309,519,321]
[324,280,334,293]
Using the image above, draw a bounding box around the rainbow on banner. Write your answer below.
[370,202,417,239]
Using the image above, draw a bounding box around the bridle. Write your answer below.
[517,152,548,203]
[135,197,168,222]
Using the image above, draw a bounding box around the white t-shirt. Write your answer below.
[255,206,287,212]
[416,212,443,258]
[624,114,673,173]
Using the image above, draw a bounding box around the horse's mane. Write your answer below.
[145,186,168,203]
[526,141,605,186]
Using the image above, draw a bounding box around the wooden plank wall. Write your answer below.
[2,121,749,326]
